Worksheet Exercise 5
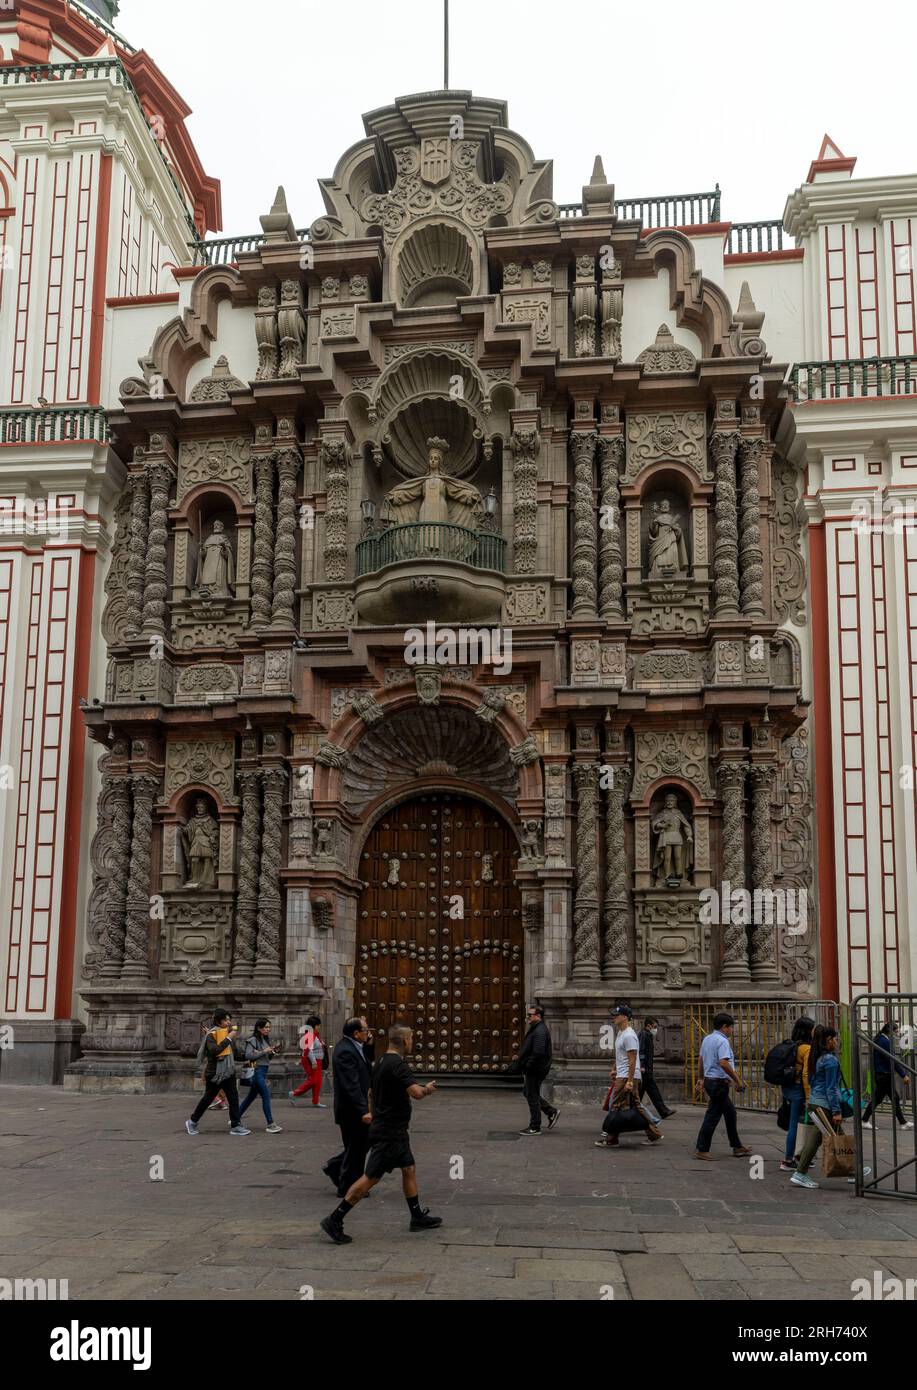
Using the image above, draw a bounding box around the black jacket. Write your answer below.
[518,1019,552,1078]
[638,1027,655,1074]
[331,1036,372,1124]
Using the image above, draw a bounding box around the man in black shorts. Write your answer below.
[320,1023,441,1244]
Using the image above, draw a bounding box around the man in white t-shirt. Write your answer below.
[595,1004,662,1148]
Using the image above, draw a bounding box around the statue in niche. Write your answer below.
[647,499,689,580]
[384,437,485,530]
[194,519,235,597]
[181,799,220,889]
[651,793,694,887]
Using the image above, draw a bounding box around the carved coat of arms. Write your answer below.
[421,137,451,186]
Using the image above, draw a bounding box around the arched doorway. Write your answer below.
[355,792,523,1074]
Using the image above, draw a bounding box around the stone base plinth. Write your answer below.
[0,1018,85,1086]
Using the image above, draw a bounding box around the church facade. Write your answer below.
[1,3,915,1088]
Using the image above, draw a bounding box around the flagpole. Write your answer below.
[444,0,449,89]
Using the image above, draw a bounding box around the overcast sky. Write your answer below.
[116,0,917,238]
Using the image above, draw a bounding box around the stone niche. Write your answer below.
[170,489,251,650]
[633,782,713,990]
[157,783,238,982]
[623,456,712,637]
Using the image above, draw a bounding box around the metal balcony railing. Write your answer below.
[356,523,506,577]
[791,357,917,402]
[559,186,721,226]
[189,229,312,267]
[0,407,109,446]
[0,60,198,239]
[726,220,786,254]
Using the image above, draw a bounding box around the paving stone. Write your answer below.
[679,1253,755,1280]
[619,1253,700,1300]
[496,1228,647,1252]
[739,1280,858,1302]
[733,1235,915,1257]
[426,1273,553,1299]
[553,1280,631,1300]
[644,1233,737,1254]
[515,1258,625,1283]
[699,1280,750,1300]
[75,1272,177,1300]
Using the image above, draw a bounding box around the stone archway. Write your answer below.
[354,790,524,1074]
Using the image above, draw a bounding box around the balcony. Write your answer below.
[791,357,917,402]
[354,522,507,625]
[0,407,109,446]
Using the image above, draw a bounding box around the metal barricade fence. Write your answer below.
[683,999,839,1110]
[852,993,917,1201]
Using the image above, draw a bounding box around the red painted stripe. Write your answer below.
[105,292,179,307]
[86,153,112,407]
[809,521,839,1002]
[724,249,804,265]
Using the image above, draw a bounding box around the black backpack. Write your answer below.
[764,1038,799,1087]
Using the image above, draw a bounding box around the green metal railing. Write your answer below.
[791,357,917,401]
[189,229,312,267]
[0,408,109,446]
[0,60,198,240]
[559,186,721,226]
[727,220,785,254]
[356,523,506,577]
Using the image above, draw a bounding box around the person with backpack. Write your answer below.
[237,1017,284,1132]
[290,1015,327,1107]
[791,1024,843,1189]
[765,1016,815,1172]
[862,1022,914,1130]
[185,1009,250,1136]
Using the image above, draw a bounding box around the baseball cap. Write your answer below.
[611,1003,632,1017]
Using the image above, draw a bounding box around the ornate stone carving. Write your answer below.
[749,763,779,982]
[122,773,159,980]
[175,664,239,704]
[717,760,751,982]
[272,447,299,628]
[141,460,172,636]
[600,284,623,359]
[101,485,136,644]
[509,427,540,575]
[180,799,220,888]
[250,453,275,629]
[415,666,441,706]
[164,738,236,804]
[570,431,597,618]
[625,412,706,482]
[316,741,350,770]
[188,354,245,402]
[636,323,696,374]
[634,650,700,686]
[277,279,306,377]
[647,499,689,579]
[194,520,235,597]
[509,736,539,767]
[738,437,766,616]
[322,438,350,583]
[710,431,741,618]
[573,256,597,357]
[772,459,807,624]
[254,285,279,380]
[633,729,712,799]
[313,590,355,629]
[572,762,601,979]
[603,763,631,982]
[89,756,133,980]
[505,582,548,625]
[519,819,543,860]
[504,295,551,344]
[255,768,286,980]
[597,436,624,619]
[651,793,694,887]
[177,437,252,505]
[360,139,514,245]
[543,762,568,865]
[231,769,261,981]
[352,692,384,725]
[775,726,816,990]
[502,260,522,286]
[475,689,506,724]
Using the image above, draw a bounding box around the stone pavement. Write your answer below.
[2,1085,916,1301]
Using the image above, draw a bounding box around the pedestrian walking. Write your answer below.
[778,1016,814,1171]
[198,1019,228,1111]
[862,1022,913,1130]
[323,1017,374,1197]
[289,1014,327,1107]
[692,1011,751,1159]
[237,1017,284,1132]
[596,1004,662,1148]
[511,1004,559,1135]
[185,1009,250,1136]
[792,1025,844,1189]
[320,1024,441,1244]
[638,1015,676,1119]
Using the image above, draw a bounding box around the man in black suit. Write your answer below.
[638,1015,676,1119]
[513,1004,560,1135]
[323,1017,374,1197]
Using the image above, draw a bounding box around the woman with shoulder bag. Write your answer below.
[238,1017,284,1133]
[791,1025,843,1189]
[780,1016,814,1172]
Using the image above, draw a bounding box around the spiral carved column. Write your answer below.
[98,775,133,978]
[509,427,539,575]
[570,432,598,619]
[249,454,276,630]
[710,431,741,619]
[749,764,780,982]
[597,436,625,620]
[124,465,149,636]
[231,770,262,981]
[254,767,286,981]
[738,437,766,617]
[122,773,159,981]
[602,763,631,982]
[717,760,751,983]
[571,762,601,979]
[271,448,299,629]
[140,462,172,636]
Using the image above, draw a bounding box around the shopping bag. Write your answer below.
[821,1128,854,1178]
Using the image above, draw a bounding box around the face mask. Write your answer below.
[649,1028,658,1036]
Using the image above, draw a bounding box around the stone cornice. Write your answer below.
[783,173,917,238]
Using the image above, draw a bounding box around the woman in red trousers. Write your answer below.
[289,1015,327,1107]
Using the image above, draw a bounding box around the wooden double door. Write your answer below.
[355,793,523,1073]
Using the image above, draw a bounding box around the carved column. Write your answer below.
[717,761,751,983]
[749,764,779,982]
[710,431,741,619]
[97,774,133,978]
[254,285,279,380]
[121,773,159,981]
[573,255,597,357]
[124,456,149,635]
[602,762,631,981]
[738,437,766,617]
[597,436,625,620]
[254,767,286,981]
[277,279,305,377]
[140,461,172,636]
[249,453,275,629]
[570,431,598,618]
[271,447,299,629]
[571,762,601,979]
[231,770,262,981]
[509,427,539,574]
[322,439,350,583]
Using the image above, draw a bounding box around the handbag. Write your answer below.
[240,1065,254,1085]
[776,1098,791,1132]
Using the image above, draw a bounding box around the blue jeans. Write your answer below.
[239,1068,273,1125]
[781,1082,805,1160]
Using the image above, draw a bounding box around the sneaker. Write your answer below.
[594,1137,619,1147]
[320,1215,352,1245]
[847,1166,872,1183]
[519,1126,542,1135]
[409,1209,443,1231]
[862,1121,873,1130]
[901,1121,914,1131]
[266,1123,283,1133]
[692,1151,712,1160]
[547,1109,560,1130]
[229,1125,251,1137]
[732,1146,752,1157]
[185,1119,199,1136]
[791,1171,819,1189]
[779,1158,798,1171]
[313,1102,327,1109]
[288,1091,298,1106]
[645,1131,663,1144]
[208,1100,226,1111]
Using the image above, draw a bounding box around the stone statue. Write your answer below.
[314,819,333,856]
[651,793,694,886]
[384,438,485,532]
[520,819,543,858]
[181,799,220,889]
[647,499,689,579]
[194,520,235,596]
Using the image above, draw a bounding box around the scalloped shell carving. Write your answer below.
[397,222,475,307]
